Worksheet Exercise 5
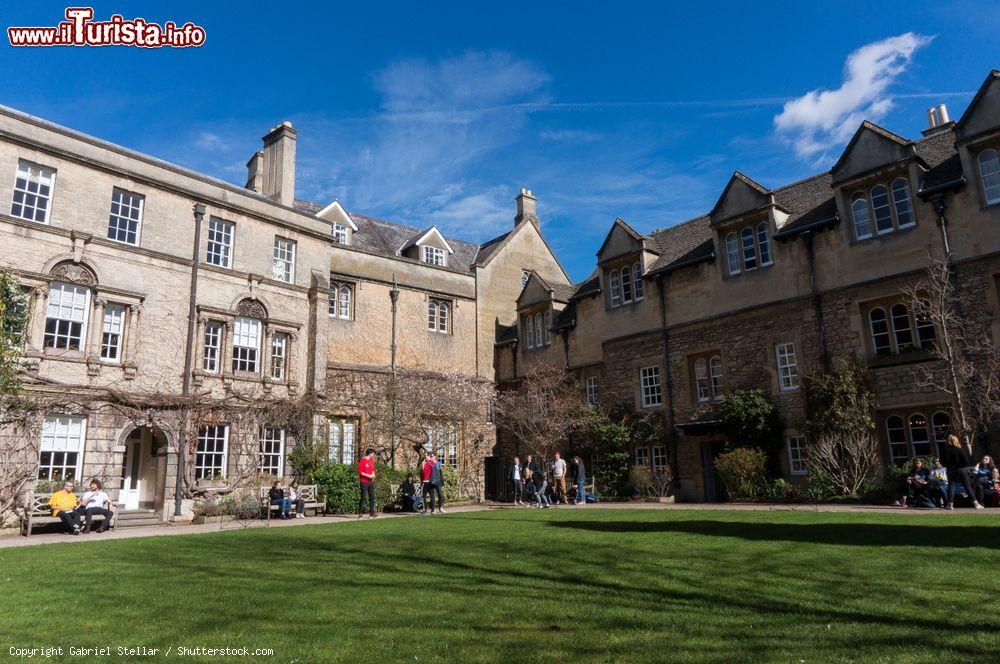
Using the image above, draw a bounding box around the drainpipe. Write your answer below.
[802,232,830,371]
[655,274,680,493]
[389,274,399,467]
[175,202,204,517]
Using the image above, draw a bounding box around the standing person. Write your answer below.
[80,479,114,533]
[940,435,984,510]
[420,451,436,515]
[522,455,536,498]
[551,452,568,504]
[357,448,377,518]
[269,480,292,519]
[532,465,550,508]
[430,453,446,514]
[573,456,587,505]
[289,480,306,519]
[48,480,83,535]
[508,456,524,506]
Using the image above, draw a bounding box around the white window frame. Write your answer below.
[203,321,222,373]
[523,314,534,349]
[694,358,710,403]
[272,236,295,284]
[885,415,909,465]
[639,366,662,408]
[232,316,261,373]
[107,189,144,245]
[11,160,55,224]
[422,245,445,266]
[891,178,915,228]
[871,184,893,235]
[332,222,349,245]
[609,270,621,308]
[978,148,1000,205]
[328,417,357,465]
[206,217,234,268]
[37,415,86,481]
[786,435,807,475]
[740,227,757,271]
[195,425,229,480]
[621,266,633,303]
[775,342,799,391]
[709,355,724,400]
[534,313,542,346]
[651,445,667,471]
[757,222,772,266]
[851,192,873,240]
[100,304,126,363]
[270,332,288,381]
[585,376,598,405]
[259,427,285,477]
[725,233,741,275]
[543,309,552,345]
[44,282,91,351]
[635,447,650,467]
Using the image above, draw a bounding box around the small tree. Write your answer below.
[0,267,30,400]
[803,359,877,441]
[806,431,881,497]
[721,389,782,453]
[904,258,1000,453]
[713,447,768,500]
[495,367,595,467]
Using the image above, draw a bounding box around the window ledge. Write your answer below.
[867,351,936,369]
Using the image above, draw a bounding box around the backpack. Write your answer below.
[430,462,443,486]
[915,494,937,509]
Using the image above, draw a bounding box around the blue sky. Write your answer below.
[1,1,996,280]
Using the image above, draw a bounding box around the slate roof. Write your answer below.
[295,200,481,271]
[550,283,579,302]
[641,126,963,274]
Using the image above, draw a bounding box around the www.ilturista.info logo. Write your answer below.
[7,7,206,48]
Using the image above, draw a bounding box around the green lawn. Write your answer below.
[2,509,998,663]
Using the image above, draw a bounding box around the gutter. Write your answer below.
[645,250,716,278]
[917,175,967,199]
[773,214,840,241]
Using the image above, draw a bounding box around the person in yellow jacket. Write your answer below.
[48,480,83,535]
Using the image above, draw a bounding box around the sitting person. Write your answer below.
[930,459,950,507]
[80,478,114,533]
[972,455,998,506]
[400,473,418,512]
[268,481,292,519]
[288,480,306,519]
[901,458,931,507]
[48,480,83,535]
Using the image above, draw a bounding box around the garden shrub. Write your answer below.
[287,436,327,483]
[628,464,653,497]
[713,447,768,500]
[315,462,437,514]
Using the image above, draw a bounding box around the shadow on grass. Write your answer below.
[547,519,1000,548]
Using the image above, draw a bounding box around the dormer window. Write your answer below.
[607,262,643,308]
[850,177,915,240]
[977,148,1000,205]
[332,223,350,245]
[423,246,445,266]
[724,223,772,276]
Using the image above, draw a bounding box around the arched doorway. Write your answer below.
[119,427,168,512]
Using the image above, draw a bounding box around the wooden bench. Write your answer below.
[258,485,325,522]
[18,492,116,537]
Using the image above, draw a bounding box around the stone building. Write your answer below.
[498,70,1000,501]
[0,104,566,522]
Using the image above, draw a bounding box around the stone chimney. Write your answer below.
[257,121,297,206]
[515,188,539,229]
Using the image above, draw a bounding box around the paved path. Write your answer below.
[2,501,994,549]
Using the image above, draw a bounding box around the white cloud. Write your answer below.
[774,33,934,159]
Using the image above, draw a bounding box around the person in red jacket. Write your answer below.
[357,448,377,518]
[419,451,436,515]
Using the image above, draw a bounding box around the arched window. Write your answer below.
[232,315,262,373]
[871,184,892,234]
[533,312,542,345]
[978,148,1000,204]
[756,222,772,266]
[609,270,621,307]
[338,285,351,319]
[740,227,757,270]
[914,299,935,349]
[931,411,951,454]
[44,282,91,351]
[890,303,913,353]
[852,193,872,239]
[709,355,724,400]
[427,301,438,331]
[438,302,449,333]
[908,413,931,457]
[543,309,552,345]
[891,178,914,228]
[886,415,908,464]
[868,308,891,355]
[694,358,709,402]
[621,266,632,303]
[523,314,533,349]
[632,263,644,300]
[725,233,740,275]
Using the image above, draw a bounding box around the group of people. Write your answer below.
[900,435,998,509]
[47,479,116,535]
[355,448,448,517]
[508,452,587,508]
[267,479,309,519]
